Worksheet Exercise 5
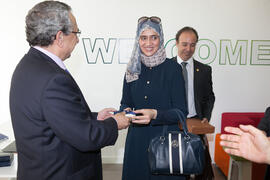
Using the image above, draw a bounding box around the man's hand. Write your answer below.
[131,109,157,124]
[201,118,208,123]
[113,112,131,130]
[97,108,116,120]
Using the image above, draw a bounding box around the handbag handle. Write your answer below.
[162,109,189,137]
[174,109,189,137]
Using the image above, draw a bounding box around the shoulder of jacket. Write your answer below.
[165,58,182,69]
[193,59,212,70]
[266,107,270,114]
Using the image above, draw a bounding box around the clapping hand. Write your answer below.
[220,125,270,164]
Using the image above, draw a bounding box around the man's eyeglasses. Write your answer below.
[71,29,81,37]
[138,16,161,24]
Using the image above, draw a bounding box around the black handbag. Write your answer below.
[148,109,205,175]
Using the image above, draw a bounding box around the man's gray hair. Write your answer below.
[26,1,73,46]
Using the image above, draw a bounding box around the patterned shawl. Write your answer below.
[125,18,166,83]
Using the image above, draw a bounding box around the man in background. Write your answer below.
[172,26,215,180]
[9,1,130,180]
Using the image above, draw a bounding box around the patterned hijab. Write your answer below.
[125,17,166,83]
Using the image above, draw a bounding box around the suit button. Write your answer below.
[144,96,148,99]
[147,81,150,84]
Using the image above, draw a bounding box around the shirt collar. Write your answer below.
[176,55,193,66]
[33,46,67,70]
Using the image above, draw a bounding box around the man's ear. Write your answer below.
[55,31,64,48]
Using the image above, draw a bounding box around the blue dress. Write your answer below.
[120,59,188,180]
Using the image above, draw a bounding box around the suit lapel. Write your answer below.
[193,59,199,100]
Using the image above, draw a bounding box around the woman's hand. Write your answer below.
[131,109,157,124]
[124,107,132,112]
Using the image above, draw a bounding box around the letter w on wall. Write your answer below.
[82,38,117,64]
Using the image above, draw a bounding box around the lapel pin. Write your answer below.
[196,68,199,72]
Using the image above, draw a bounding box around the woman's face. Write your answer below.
[139,28,160,57]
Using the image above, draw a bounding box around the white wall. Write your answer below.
[1,0,270,163]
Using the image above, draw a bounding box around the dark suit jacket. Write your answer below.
[258,107,270,136]
[257,107,270,180]
[9,47,118,180]
[172,57,215,121]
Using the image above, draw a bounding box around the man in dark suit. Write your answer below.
[258,106,270,180]
[9,1,130,180]
[172,26,215,180]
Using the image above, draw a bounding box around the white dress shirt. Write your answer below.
[177,56,197,118]
[34,46,67,70]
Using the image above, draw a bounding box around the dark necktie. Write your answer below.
[181,62,188,107]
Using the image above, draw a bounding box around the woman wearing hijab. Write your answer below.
[120,16,188,180]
